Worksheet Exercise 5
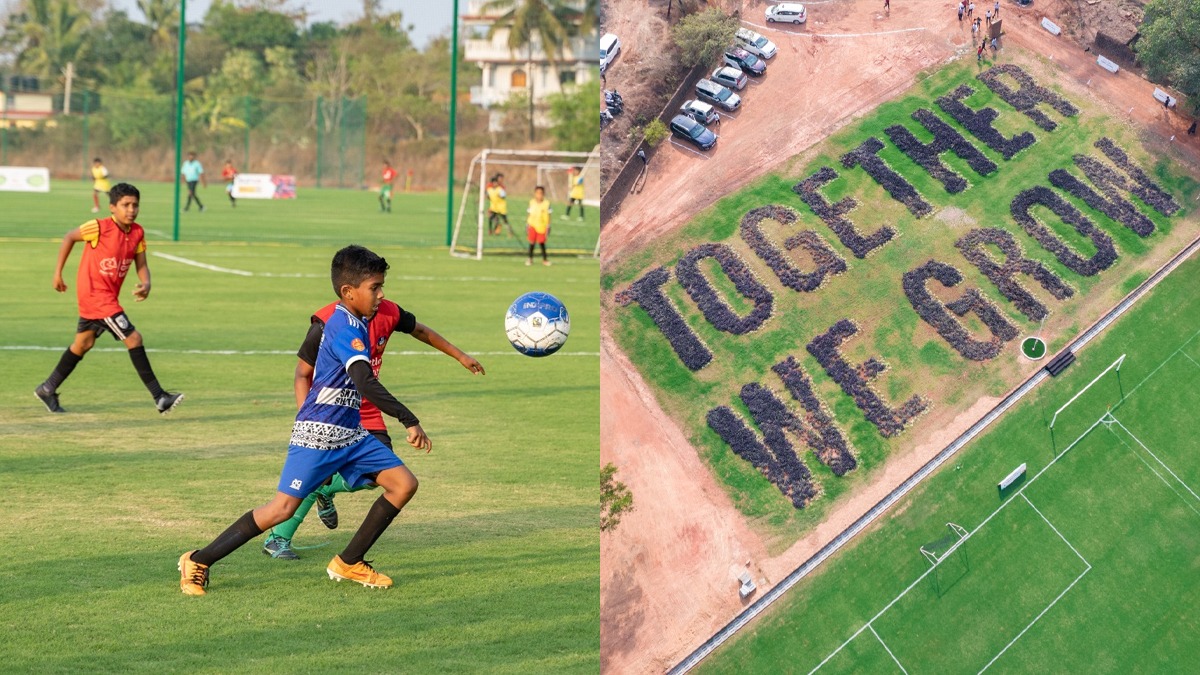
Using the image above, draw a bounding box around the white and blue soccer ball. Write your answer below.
[505,291,570,357]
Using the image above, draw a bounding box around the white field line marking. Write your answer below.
[1112,416,1200,505]
[1106,425,1200,519]
[808,412,1109,675]
[1180,351,1200,372]
[869,625,909,675]
[669,139,712,159]
[744,19,927,38]
[0,345,599,357]
[1122,325,1200,400]
[144,228,171,239]
[976,495,1091,674]
[151,251,519,282]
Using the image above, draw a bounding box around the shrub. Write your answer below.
[793,166,896,258]
[643,119,669,148]
[739,205,848,293]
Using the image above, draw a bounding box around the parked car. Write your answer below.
[723,47,766,76]
[669,114,718,151]
[765,3,807,23]
[695,79,742,112]
[736,27,778,60]
[600,33,620,73]
[711,66,749,90]
[680,99,719,126]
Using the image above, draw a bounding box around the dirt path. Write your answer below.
[600,1,1200,674]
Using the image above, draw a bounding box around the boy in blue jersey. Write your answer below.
[180,245,452,595]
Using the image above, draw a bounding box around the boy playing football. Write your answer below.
[90,158,110,213]
[380,160,397,213]
[526,185,551,267]
[180,245,476,594]
[34,182,184,415]
[564,166,585,221]
[261,296,484,559]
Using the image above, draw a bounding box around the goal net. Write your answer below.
[451,148,600,259]
[1048,354,1126,454]
[921,522,970,597]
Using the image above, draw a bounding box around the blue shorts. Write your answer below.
[277,433,404,498]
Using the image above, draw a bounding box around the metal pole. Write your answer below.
[316,96,323,188]
[446,0,460,246]
[338,97,345,188]
[1,92,7,165]
[81,91,89,181]
[244,95,250,170]
[172,0,187,242]
[359,95,366,188]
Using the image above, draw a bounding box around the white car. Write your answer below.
[765,3,806,24]
[736,27,778,60]
[600,33,620,73]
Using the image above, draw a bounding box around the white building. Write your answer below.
[463,0,597,128]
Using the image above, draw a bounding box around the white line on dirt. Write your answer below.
[669,140,713,159]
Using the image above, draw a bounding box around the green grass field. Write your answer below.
[697,253,1200,673]
[0,181,599,672]
[603,55,1200,544]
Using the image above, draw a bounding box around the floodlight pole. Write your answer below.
[172,0,187,242]
[446,0,460,247]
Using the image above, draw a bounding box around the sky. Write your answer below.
[107,0,466,49]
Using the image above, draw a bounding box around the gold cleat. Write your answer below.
[178,551,209,596]
[326,555,392,589]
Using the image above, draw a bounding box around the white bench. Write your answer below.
[1041,17,1061,35]
[1153,88,1177,108]
[1096,55,1119,74]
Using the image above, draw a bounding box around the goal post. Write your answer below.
[450,148,600,260]
[920,522,970,596]
[1048,354,1126,452]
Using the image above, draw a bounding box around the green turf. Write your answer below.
[0,185,599,673]
[602,56,1200,544]
[696,254,1200,673]
[1022,337,1047,359]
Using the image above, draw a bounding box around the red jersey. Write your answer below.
[221,166,237,181]
[310,299,415,431]
[76,218,146,319]
[382,167,397,185]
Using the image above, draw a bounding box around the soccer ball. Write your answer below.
[505,292,570,357]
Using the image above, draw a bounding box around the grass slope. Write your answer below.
[603,55,1200,544]
[0,185,599,673]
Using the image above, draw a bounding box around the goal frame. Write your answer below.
[451,148,600,260]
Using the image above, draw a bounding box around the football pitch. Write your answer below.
[698,253,1200,674]
[0,181,599,672]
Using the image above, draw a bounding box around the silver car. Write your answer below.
[711,66,748,90]
[680,99,719,126]
[695,79,741,112]
[736,27,778,60]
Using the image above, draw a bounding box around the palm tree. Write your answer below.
[481,0,574,141]
[136,0,180,50]
[14,0,93,79]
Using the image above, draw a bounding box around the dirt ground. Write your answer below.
[600,1,1200,674]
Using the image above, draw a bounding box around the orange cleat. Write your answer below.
[326,555,392,589]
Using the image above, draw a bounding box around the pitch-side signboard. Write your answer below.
[232,173,297,199]
[0,166,51,192]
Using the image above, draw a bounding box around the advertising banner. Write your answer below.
[0,166,51,192]
[232,174,297,199]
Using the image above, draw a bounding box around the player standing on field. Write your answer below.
[221,160,238,208]
[181,152,206,212]
[180,245,464,594]
[90,158,111,214]
[34,182,185,415]
[380,160,397,213]
[526,185,551,267]
[564,166,585,221]
[486,174,510,236]
[262,296,484,559]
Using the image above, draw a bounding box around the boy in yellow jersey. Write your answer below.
[526,185,551,266]
[486,174,508,235]
[91,158,111,213]
[563,166,586,221]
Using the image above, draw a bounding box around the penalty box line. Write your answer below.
[975,494,1093,674]
[868,624,909,675]
[809,411,1110,675]
[1105,415,1200,518]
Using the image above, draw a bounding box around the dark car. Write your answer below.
[669,114,718,151]
[695,79,742,112]
[723,47,766,77]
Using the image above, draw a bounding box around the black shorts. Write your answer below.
[78,312,136,341]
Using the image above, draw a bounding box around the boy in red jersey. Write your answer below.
[221,159,238,208]
[380,160,397,213]
[261,298,484,559]
[34,183,184,414]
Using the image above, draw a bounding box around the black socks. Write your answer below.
[339,496,401,565]
[44,348,83,391]
[193,511,264,566]
[128,346,166,399]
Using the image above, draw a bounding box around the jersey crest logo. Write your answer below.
[377,336,387,347]
[351,338,366,351]
[116,314,129,329]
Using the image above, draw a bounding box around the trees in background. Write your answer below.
[1138,0,1200,112]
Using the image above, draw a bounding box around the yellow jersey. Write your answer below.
[527,198,551,234]
[487,184,507,215]
[569,174,585,200]
[91,165,111,192]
